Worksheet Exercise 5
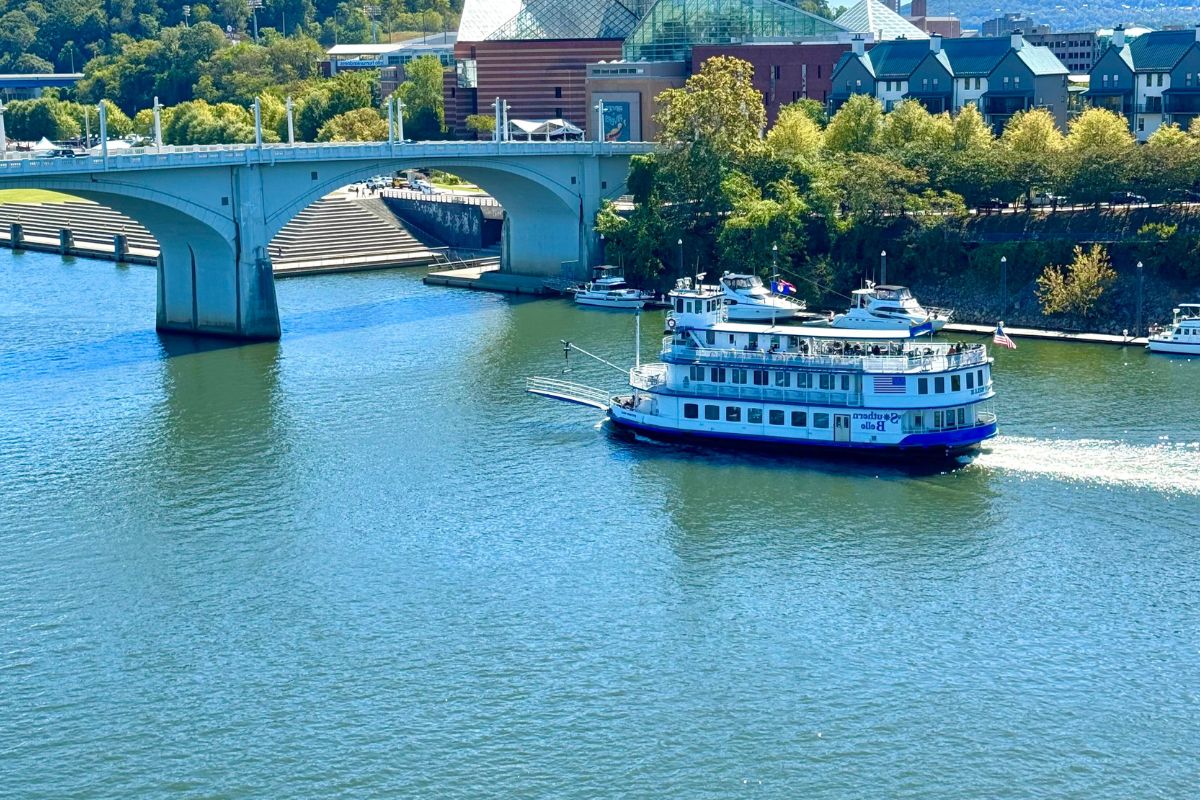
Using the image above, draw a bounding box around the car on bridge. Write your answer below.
[34,147,78,159]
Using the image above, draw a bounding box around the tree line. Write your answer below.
[597,56,1200,327]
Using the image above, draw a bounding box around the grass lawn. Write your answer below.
[0,189,81,204]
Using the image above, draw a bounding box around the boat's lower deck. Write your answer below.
[608,392,997,455]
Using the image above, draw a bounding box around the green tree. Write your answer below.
[294,70,375,140]
[655,55,766,162]
[1133,123,1200,202]
[465,113,495,138]
[824,94,883,154]
[4,97,81,140]
[767,102,823,162]
[397,54,446,140]
[1036,244,1117,316]
[317,107,387,140]
[1062,107,1135,205]
[1000,108,1065,204]
[717,177,809,274]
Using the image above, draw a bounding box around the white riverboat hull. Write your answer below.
[725,303,803,322]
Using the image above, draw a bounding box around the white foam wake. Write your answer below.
[973,435,1200,495]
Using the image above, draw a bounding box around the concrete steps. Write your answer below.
[0,196,440,274]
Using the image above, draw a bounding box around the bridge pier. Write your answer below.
[153,165,280,341]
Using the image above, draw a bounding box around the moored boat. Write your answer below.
[1147,304,1200,354]
[531,279,998,458]
[716,272,807,322]
[814,283,951,332]
[571,266,653,310]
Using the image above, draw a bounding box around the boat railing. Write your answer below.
[525,377,612,410]
[665,343,987,373]
[686,384,864,407]
[630,363,669,390]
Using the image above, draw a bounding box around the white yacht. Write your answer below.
[1147,304,1200,354]
[529,279,998,459]
[717,273,806,322]
[822,284,951,332]
[572,266,653,310]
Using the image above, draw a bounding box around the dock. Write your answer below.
[941,322,1148,346]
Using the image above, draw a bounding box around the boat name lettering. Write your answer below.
[852,411,902,433]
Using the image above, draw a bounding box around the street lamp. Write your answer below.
[677,238,684,277]
[599,232,605,264]
[1000,255,1007,312]
[1136,261,1144,337]
[880,249,886,285]
[249,0,262,43]
[182,5,191,26]
[772,243,778,275]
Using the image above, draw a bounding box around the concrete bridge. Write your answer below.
[0,140,652,340]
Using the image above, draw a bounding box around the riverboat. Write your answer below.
[716,273,806,322]
[571,266,654,310]
[530,280,998,458]
[815,283,951,332]
[1147,304,1200,355]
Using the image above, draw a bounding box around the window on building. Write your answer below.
[1158,73,1165,86]
[1102,74,1109,86]
[684,403,699,419]
[817,65,822,78]
[554,107,563,117]
[748,408,763,424]
[554,87,562,98]
[769,409,785,425]
[813,413,830,429]
[1189,73,1194,87]
[922,78,929,90]
[704,404,720,420]
[855,79,862,87]
[1003,76,1010,87]
[791,411,807,427]
[933,78,939,88]
[1138,117,1145,132]
[726,406,741,422]
[772,65,781,79]
[1013,76,1020,87]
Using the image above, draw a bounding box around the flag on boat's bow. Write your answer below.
[771,279,796,295]
[993,322,1017,349]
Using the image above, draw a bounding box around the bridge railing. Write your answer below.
[0,140,656,176]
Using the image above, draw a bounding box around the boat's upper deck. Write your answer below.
[664,329,988,374]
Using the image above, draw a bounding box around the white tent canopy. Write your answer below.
[507,118,584,141]
[32,137,56,151]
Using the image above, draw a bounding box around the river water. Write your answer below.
[1,249,1197,799]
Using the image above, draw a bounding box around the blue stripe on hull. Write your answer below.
[608,416,998,458]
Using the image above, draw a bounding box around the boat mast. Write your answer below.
[634,309,641,370]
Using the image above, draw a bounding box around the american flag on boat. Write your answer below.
[993,322,1017,349]
[873,376,907,394]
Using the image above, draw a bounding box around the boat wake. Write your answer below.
[972,435,1200,495]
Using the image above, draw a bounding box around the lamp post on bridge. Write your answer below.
[387,96,395,143]
[594,98,606,144]
[286,95,295,144]
[396,98,405,143]
[152,96,163,149]
[97,100,108,166]
[0,101,7,161]
[253,97,263,148]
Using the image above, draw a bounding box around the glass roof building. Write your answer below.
[622,0,849,63]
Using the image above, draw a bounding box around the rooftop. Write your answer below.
[836,0,927,41]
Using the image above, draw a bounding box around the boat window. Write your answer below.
[934,410,943,428]
[913,413,923,429]
[774,372,790,387]
[710,367,726,383]
[748,408,763,424]
[957,407,967,425]
[704,404,720,420]
[769,409,786,425]
[791,411,807,427]
[706,330,716,345]
[684,403,699,419]
[726,406,742,422]
[675,299,684,313]
[840,375,851,391]
[951,374,961,392]
[819,374,834,390]
[689,366,705,382]
[732,369,748,385]
[966,372,975,389]
[748,333,758,346]
[977,368,985,386]
[813,413,830,429]
[935,376,945,393]
[795,372,812,389]
[729,335,736,344]
[918,377,929,395]
[753,370,769,386]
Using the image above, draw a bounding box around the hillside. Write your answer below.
[920,1,1199,31]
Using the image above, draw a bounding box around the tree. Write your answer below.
[4,97,81,141]
[717,177,809,274]
[465,113,495,138]
[1000,108,1065,203]
[1133,123,1200,203]
[317,107,387,141]
[1036,244,1117,316]
[655,55,766,163]
[1062,107,1135,205]
[824,94,883,154]
[767,102,823,162]
[294,70,375,140]
[398,55,446,140]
